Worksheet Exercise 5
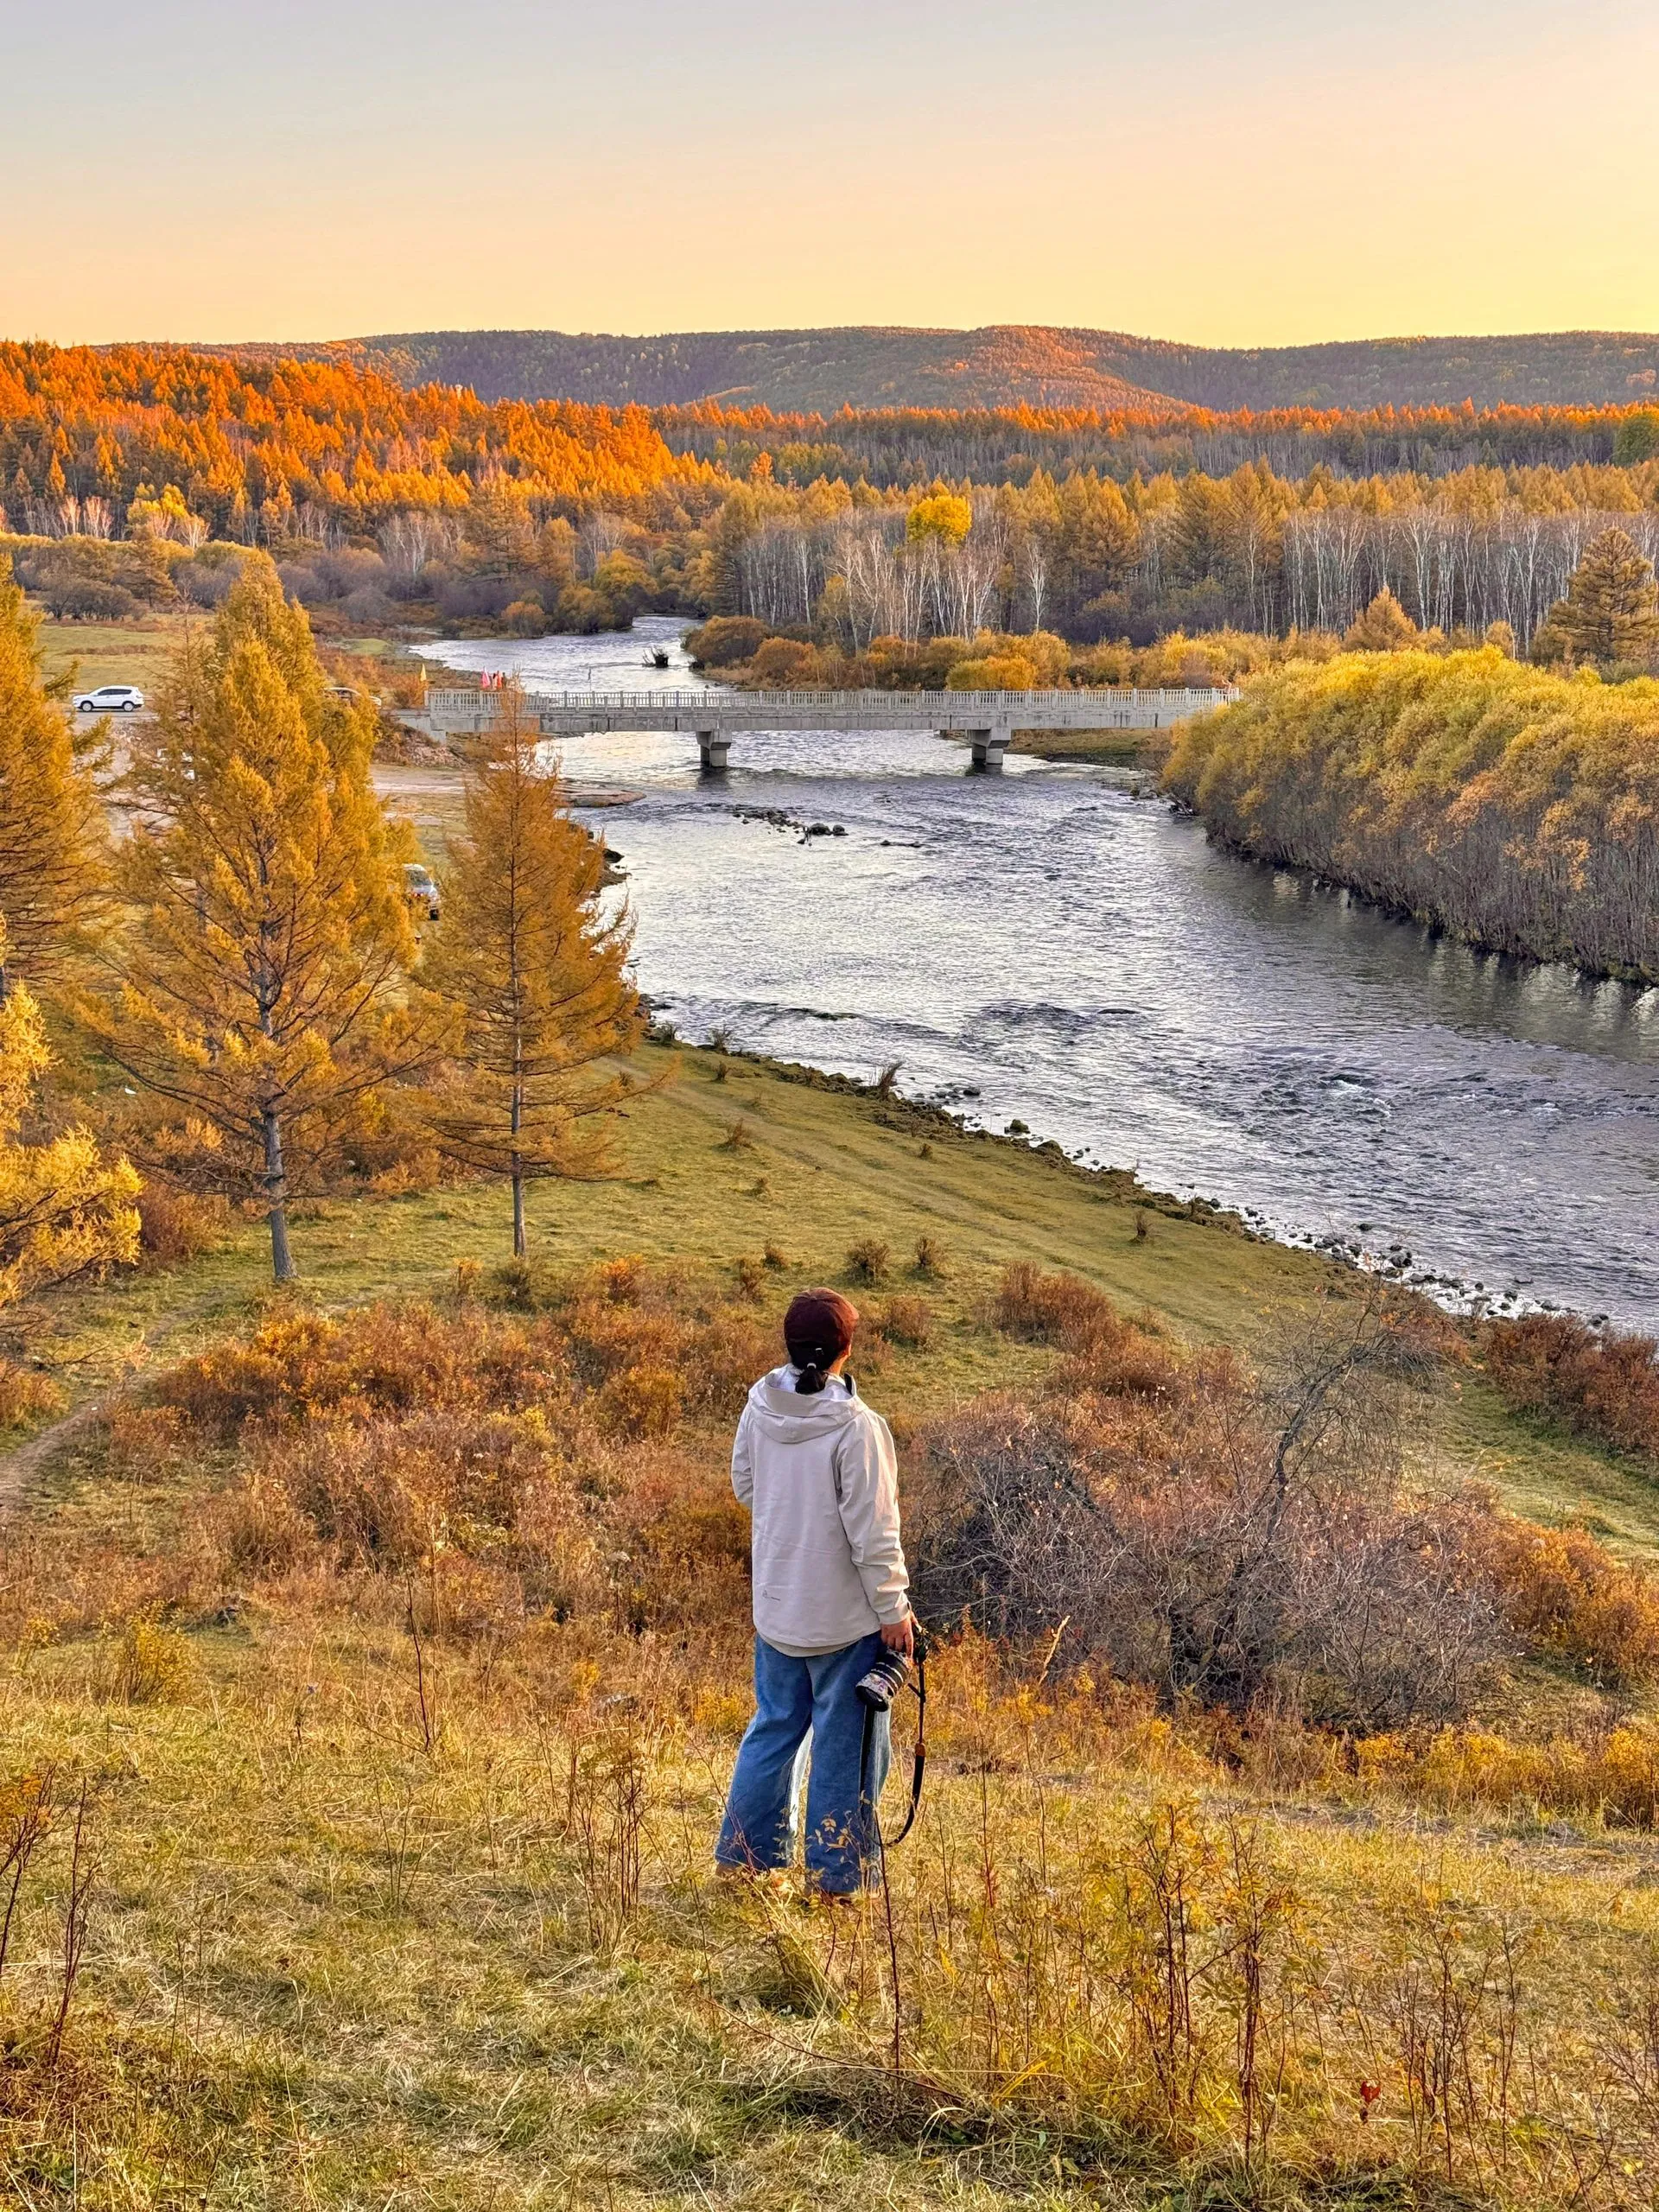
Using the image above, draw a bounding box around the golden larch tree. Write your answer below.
[1540,528,1659,665]
[83,554,429,1281]
[423,687,645,1255]
[0,560,107,999]
[1344,587,1419,652]
[0,921,139,1311]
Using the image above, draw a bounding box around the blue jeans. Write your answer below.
[716,1632,891,1894]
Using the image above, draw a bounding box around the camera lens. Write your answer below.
[855,1649,909,1711]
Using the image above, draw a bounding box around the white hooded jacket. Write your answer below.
[731,1364,910,1656]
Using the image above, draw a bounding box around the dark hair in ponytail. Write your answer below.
[791,1351,830,1395]
[783,1287,858,1395]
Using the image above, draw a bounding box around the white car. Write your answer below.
[403,863,441,921]
[75,683,144,714]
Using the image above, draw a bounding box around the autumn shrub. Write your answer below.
[135,1183,229,1266]
[991,1260,1115,1346]
[147,1275,775,1634]
[1484,1312,1659,1460]
[871,1294,932,1349]
[682,615,769,668]
[595,1363,684,1439]
[911,1233,948,1279]
[1475,1514,1659,1685]
[916,1288,1501,1726]
[105,1611,192,1705]
[157,1304,570,1439]
[0,1359,62,1430]
[845,1236,890,1285]
[748,637,823,685]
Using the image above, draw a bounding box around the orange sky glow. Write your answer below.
[7,0,1657,351]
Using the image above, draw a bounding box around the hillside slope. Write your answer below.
[245,323,1659,411]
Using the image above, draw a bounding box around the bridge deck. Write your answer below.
[422,684,1236,739]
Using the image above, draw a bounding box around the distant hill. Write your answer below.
[247,324,1659,414]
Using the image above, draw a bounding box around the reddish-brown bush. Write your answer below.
[1475,1515,1659,1685]
[918,1290,1502,1726]
[992,1261,1112,1346]
[991,1263,1183,1400]
[845,1237,891,1286]
[136,1184,230,1266]
[1484,1313,1659,1460]
[146,1273,778,1633]
[595,1363,684,1439]
[870,1294,933,1350]
[159,1306,570,1438]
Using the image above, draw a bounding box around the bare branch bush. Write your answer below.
[912,1274,1504,1726]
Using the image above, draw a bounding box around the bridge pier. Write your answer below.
[968,727,1008,770]
[697,729,730,772]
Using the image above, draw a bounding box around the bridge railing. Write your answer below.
[423,684,1238,715]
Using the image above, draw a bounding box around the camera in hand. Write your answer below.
[855,1625,927,1712]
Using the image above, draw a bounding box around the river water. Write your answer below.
[420,619,1659,1329]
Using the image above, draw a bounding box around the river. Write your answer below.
[419,618,1659,1329]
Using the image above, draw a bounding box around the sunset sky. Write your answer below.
[9,0,1657,348]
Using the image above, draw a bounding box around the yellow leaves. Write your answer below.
[423,686,645,1196]
[906,492,973,547]
[947,652,1037,692]
[0,973,140,1312]
[0,564,107,985]
[80,553,431,1245]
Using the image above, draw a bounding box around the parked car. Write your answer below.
[74,683,144,714]
[403,862,441,921]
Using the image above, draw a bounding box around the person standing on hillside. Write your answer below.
[715,1287,913,1897]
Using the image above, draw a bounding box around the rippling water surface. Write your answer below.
[423,621,1659,1326]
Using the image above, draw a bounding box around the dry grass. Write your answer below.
[2,1263,1659,2203]
[5,1594,1659,2207]
[3,1056,1659,2202]
[0,1362,63,1432]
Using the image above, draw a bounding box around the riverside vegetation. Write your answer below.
[1164,530,1659,981]
[9,542,1659,2204]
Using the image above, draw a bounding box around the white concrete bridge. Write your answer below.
[418,684,1236,769]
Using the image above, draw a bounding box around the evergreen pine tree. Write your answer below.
[82,554,429,1281]
[423,688,645,1255]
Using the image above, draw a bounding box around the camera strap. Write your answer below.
[858,1637,928,1853]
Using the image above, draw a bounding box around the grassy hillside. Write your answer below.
[10,1036,1655,1547]
[262,323,1659,412]
[5,1053,1659,2207]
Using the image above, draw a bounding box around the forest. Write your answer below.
[7,341,1659,655]
[254,321,1659,413]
